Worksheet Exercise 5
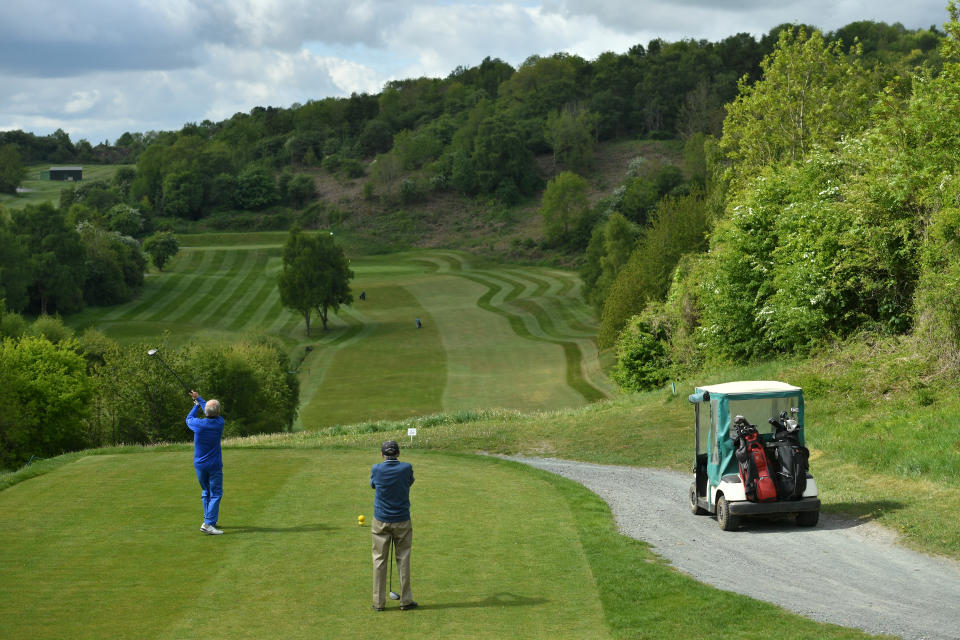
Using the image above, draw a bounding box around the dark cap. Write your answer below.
[381,440,400,456]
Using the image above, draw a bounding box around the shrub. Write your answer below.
[0,336,92,469]
[611,314,671,391]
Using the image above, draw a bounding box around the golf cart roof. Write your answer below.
[694,380,801,398]
[689,380,803,403]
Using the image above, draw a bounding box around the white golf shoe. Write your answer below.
[200,523,223,535]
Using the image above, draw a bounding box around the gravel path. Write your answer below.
[504,456,960,640]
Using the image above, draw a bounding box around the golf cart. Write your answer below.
[688,381,820,530]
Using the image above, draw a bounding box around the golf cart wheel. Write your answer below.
[716,496,739,531]
[689,483,707,515]
[796,509,819,527]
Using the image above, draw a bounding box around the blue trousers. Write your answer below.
[195,467,223,525]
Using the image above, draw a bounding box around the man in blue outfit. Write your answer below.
[370,440,416,611]
[186,390,225,535]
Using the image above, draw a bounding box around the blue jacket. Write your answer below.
[370,459,414,522]
[186,396,224,470]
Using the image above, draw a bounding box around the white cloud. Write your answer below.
[64,91,101,114]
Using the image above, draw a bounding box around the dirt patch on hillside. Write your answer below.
[304,139,683,260]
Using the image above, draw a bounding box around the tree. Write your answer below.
[0,223,30,312]
[13,203,85,315]
[0,144,26,194]
[591,212,637,310]
[161,170,203,218]
[599,193,709,347]
[278,229,354,336]
[544,105,597,173]
[237,164,278,210]
[0,335,92,469]
[539,171,590,247]
[720,27,874,189]
[285,174,317,207]
[142,231,179,272]
[106,203,143,237]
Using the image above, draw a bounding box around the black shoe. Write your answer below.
[400,601,418,610]
[372,605,384,611]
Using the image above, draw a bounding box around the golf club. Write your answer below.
[146,348,192,395]
[388,538,400,600]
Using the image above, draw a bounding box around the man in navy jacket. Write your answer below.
[370,440,416,610]
[187,390,225,535]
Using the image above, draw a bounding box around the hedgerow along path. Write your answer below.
[69,234,613,428]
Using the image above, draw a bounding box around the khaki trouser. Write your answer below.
[372,518,413,607]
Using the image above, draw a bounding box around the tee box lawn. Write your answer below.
[0,450,607,639]
[0,447,877,640]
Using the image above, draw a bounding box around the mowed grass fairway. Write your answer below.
[0,450,610,639]
[69,233,613,428]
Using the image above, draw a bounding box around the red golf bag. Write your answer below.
[732,416,778,503]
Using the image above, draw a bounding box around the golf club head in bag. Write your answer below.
[388,538,400,600]
[147,348,193,396]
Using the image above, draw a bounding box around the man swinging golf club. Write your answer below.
[186,390,225,535]
[370,440,416,611]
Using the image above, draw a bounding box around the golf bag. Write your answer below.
[731,416,778,503]
[767,414,810,500]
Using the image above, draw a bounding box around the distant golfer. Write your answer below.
[415,318,421,329]
[370,440,416,611]
[187,390,225,535]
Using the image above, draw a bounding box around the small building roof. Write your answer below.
[50,166,83,170]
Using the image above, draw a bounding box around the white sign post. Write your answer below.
[407,427,417,445]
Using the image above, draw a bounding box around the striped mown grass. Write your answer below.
[67,236,611,429]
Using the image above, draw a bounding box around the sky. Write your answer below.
[0,0,951,145]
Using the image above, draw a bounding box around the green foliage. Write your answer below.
[0,335,92,469]
[161,169,203,219]
[237,164,279,210]
[13,202,86,315]
[611,314,671,391]
[721,27,875,190]
[339,158,366,179]
[539,171,591,248]
[393,128,444,170]
[142,231,179,272]
[619,176,659,224]
[180,339,299,437]
[544,105,597,173]
[399,178,426,205]
[106,203,143,236]
[28,314,74,343]
[84,338,299,448]
[278,228,354,335]
[78,223,146,306]
[285,174,317,207]
[0,144,26,194]
[0,222,29,312]
[588,212,636,311]
[599,193,709,349]
[0,304,26,339]
[579,224,605,304]
[472,113,540,197]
